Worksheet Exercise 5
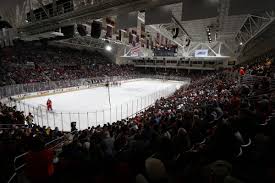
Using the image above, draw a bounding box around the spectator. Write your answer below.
[25,137,54,183]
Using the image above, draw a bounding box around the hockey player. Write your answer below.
[47,99,53,111]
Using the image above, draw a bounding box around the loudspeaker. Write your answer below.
[91,21,102,39]
[172,28,179,39]
[61,25,75,38]
[77,24,87,36]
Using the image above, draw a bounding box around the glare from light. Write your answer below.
[240,42,243,46]
[105,45,112,51]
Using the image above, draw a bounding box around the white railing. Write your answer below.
[7,84,178,131]
[1,75,190,131]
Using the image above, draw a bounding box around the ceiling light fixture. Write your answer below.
[105,45,112,51]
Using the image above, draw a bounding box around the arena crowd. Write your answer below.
[0,47,275,183]
[0,45,136,86]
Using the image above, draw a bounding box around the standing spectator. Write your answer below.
[26,112,34,127]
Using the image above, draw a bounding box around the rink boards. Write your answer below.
[12,78,188,131]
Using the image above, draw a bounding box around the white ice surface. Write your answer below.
[19,79,187,131]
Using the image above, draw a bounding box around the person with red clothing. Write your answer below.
[25,137,54,183]
[47,99,52,111]
[239,67,245,76]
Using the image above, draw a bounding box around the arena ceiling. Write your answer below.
[0,0,275,59]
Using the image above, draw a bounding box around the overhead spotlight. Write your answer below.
[240,42,243,46]
[105,45,112,51]
[206,26,212,43]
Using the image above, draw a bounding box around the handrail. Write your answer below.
[44,136,64,147]
[0,124,26,130]
[7,173,16,183]
[44,130,77,147]
[0,124,26,126]
[13,152,29,165]
[8,129,78,183]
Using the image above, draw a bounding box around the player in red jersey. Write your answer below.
[47,99,53,111]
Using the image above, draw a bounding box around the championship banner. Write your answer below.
[128,29,138,45]
[116,30,122,41]
[168,40,172,48]
[129,31,133,44]
[121,29,128,43]
[105,17,115,38]
[156,33,160,45]
[136,35,140,43]
[150,37,154,49]
[160,35,164,46]
[106,25,112,38]
[132,29,137,45]
[140,23,146,39]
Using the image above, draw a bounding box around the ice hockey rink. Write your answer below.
[19,79,188,131]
